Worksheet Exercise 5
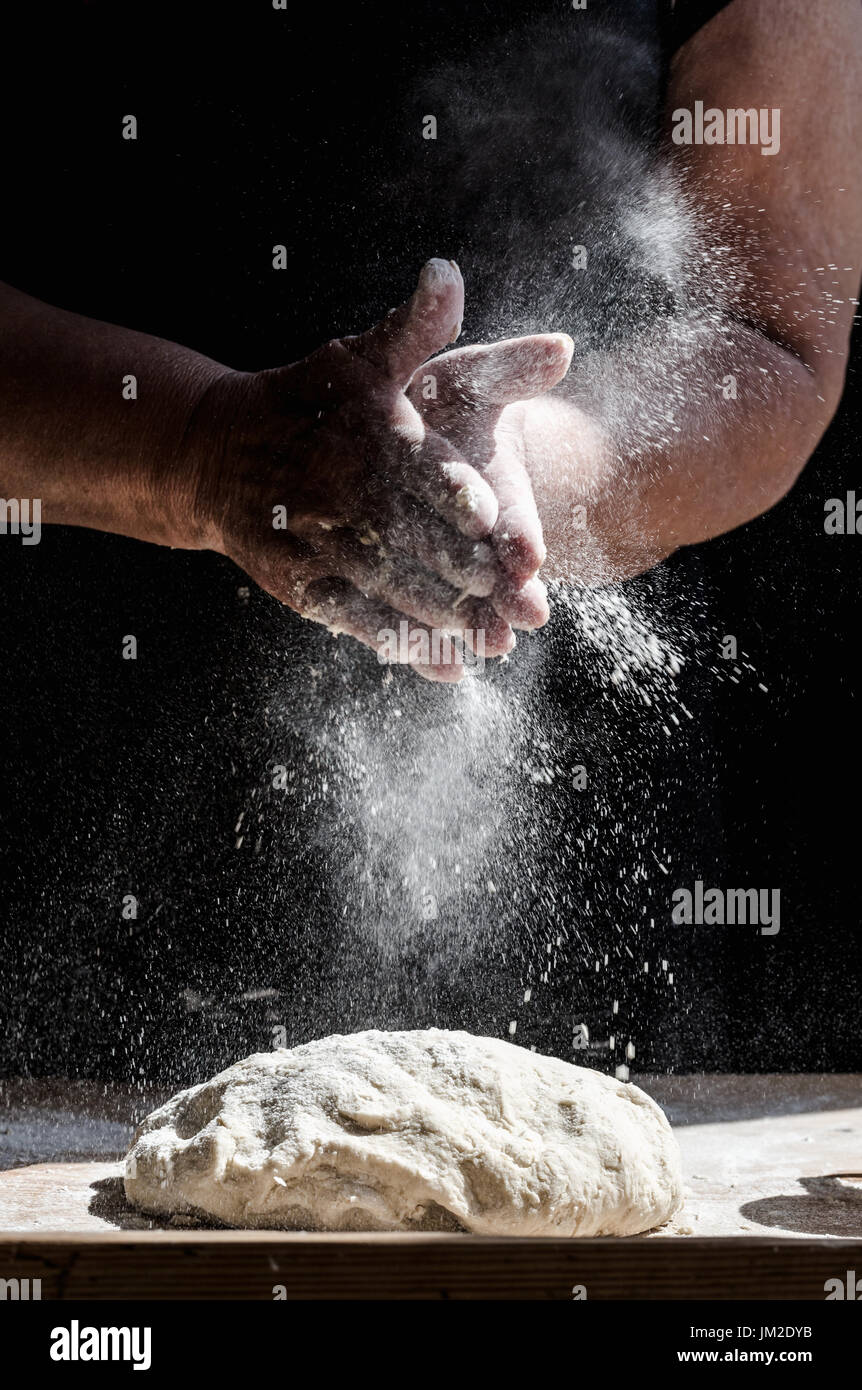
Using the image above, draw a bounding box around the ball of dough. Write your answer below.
[124,1029,683,1235]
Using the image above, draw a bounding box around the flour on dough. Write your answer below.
[124,1029,683,1235]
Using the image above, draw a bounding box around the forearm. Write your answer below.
[529,0,862,584]
[0,281,229,546]
[526,315,829,583]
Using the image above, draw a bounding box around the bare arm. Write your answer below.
[507,0,862,582]
[0,266,572,677]
[0,281,223,546]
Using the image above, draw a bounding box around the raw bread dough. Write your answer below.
[124,1029,683,1235]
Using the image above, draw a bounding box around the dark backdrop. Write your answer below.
[0,1,858,1086]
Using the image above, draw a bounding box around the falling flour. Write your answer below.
[227,5,793,1070]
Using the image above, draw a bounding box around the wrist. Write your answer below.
[136,357,242,552]
[171,366,263,555]
[25,350,237,552]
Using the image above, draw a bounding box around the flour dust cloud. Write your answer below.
[252,7,791,1065]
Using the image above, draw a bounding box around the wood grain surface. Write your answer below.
[3,1231,862,1300]
[2,1074,860,1299]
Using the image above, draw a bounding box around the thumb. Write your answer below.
[347,258,464,386]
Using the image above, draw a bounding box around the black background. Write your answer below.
[0,1,859,1086]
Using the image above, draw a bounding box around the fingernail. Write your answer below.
[453,482,481,515]
[419,259,447,289]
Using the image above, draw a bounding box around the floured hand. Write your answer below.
[187,260,572,679]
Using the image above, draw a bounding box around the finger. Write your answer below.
[409,333,574,421]
[492,574,550,630]
[373,492,500,597]
[310,533,515,657]
[290,486,500,595]
[301,579,469,684]
[478,439,546,583]
[398,421,500,539]
[347,258,464,386]
[235,526,509,651]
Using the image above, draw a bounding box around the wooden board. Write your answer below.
[3,1230,861,1301]
[2,1074,861,1299]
